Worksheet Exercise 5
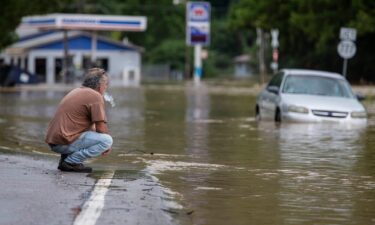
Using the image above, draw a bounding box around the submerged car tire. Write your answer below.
[275,108,281,122]
[255,105,261,121]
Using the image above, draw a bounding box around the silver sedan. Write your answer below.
[255,69,367,123]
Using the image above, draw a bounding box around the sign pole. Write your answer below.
[342,58,348,77]
[91,31,97,66]
[186,2,210,86]
[63,30,68,84]
[194,44,202,84]
[337,27,357,77]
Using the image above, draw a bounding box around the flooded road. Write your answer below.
[1,84,375,225]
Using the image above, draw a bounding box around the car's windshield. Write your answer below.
[282,75,355,98]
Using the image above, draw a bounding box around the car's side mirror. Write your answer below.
[356,94,366,101]
[267,86,279,95]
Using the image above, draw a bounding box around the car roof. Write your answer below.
[280,69,344,80]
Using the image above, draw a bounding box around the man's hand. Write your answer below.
[101,147,112,156]
[95,121,111,156]
[95,121,109,133]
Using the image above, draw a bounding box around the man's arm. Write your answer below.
[95,121,112,155]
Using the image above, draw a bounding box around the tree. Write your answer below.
[0,0,72,49]
[229,0,375,82]
[148,39,186,70]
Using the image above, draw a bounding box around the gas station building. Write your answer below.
[0,14,147,86]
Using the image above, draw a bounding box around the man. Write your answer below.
[45,68,113,173]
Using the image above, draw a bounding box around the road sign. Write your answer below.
[337,40,356,59]
[340,27,357,41]
[338,27,357,77]
[272,49,279,61]
[270,62,278,71]
[186,2,210,46]
[186,1,211,85]
[271,29,279,48]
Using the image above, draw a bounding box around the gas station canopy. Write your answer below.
[20,13,147,32]
[14,13,147,84]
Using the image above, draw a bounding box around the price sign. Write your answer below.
[186,2,210,46]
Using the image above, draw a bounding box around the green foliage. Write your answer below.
[203,16,244,77]
[0,0,70,49]
[106,0,186,53]
[203,50,233,78]
[229,0,375,82]
[147,39,186,70]
[210,19,242,58]
[3,0,375,81]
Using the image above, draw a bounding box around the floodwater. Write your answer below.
[1,84,375,225]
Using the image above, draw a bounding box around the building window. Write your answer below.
[96,58,108,71]
[82,56,109,71]
[55,58,63,83]
[24,58,28,71]
[128,70,135,80]
[35,58,46,82]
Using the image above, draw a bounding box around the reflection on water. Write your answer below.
[185,84,210,157]
[259,123,373,224]
[1,86,375,225]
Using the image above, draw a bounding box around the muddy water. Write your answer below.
[1,85,375,225]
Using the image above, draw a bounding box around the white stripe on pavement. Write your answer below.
[73,171,115,225]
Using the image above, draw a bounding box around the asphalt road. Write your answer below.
[0,153,189,225]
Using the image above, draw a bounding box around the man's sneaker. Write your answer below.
[58,161,93,173]
[57,154,68,170]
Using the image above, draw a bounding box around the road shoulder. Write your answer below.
[0,153,95,225]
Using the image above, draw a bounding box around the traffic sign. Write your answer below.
[337,40,356,59]
[272,49,279,61]
[338,27,357,77]
[340,27,357,41]
[270,62,278,71]
[271,29,279,48]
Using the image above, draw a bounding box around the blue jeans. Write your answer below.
[50,131,113,164]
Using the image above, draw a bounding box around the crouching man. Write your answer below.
[45,68,113,173]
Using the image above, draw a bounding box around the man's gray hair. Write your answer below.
[82,68,107,89]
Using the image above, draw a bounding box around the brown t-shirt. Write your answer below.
[45,87,107,145]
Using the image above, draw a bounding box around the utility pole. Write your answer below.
[184,45,191,79]
[62,30,69,84]
[257,28,266,84]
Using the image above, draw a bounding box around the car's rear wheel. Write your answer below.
[275,108,281,122]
